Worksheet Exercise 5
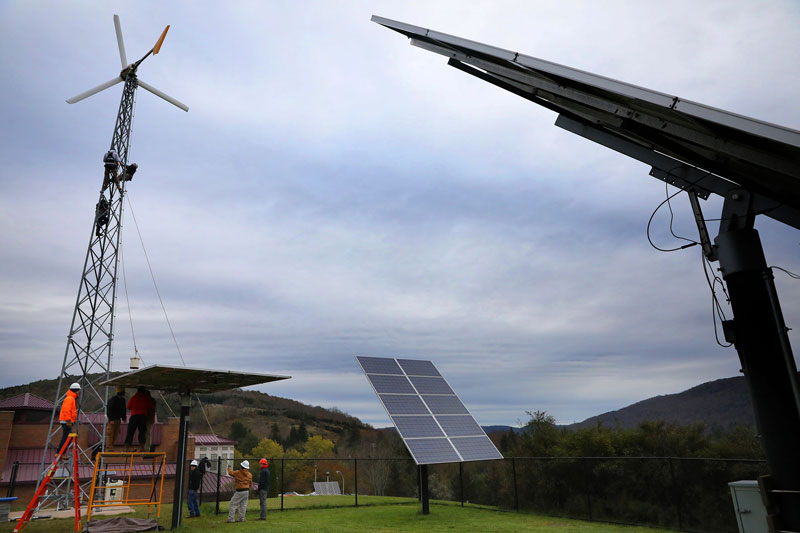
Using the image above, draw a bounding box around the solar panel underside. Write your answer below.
[356,356,504,465]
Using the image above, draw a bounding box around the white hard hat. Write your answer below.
[190,460,198,466]
[69,382,81,390]
[240,460,250,469]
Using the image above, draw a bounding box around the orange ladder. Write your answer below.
[13,433,81,533]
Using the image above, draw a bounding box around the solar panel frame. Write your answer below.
[356,355,503,465]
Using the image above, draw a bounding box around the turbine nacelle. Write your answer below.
[66,15,188,112]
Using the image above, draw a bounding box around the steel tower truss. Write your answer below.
[37,74,138,510]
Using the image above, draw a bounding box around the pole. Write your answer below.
[280,459,285,511]
[714,192,800,530]
[215,456,221,515]
[7,462,19,497]
[170,394,191,530]
[459,462,464,507]
[353,458,358,507]
[512,458,519,512]
[420,464,429,515]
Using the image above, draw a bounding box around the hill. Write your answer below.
[567,376,754,430]
[0,373,370,449]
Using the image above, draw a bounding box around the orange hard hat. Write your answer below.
[259,458,268,466]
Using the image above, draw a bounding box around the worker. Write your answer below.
[101,149,121,192]
[106,386,126,445]
[187,459,201,518]
[142,389,156,452]
[95,196,109,237]
[122,162,137,182]
[57,382,81,452]
[257,458,270,520]
[125,386,154,450]
[226,459,252,523]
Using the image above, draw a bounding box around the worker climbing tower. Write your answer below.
[36,15,188,511]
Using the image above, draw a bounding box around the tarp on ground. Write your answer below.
[83,517,162,532]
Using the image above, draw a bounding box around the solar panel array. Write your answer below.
[356,356,503,465]
[313,481,342,495]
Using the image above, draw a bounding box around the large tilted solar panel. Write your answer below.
[356,356,504,465]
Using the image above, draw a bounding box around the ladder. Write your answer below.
[14,433,81,533]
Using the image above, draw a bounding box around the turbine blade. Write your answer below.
[66,77,123,104]
[153,25,170,55]
[114,15,128,68]
[138,79,189,112]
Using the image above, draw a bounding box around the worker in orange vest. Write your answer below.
[57,382,81,452]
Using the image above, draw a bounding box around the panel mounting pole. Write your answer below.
[420,464,429,515]
[714,189,800,530]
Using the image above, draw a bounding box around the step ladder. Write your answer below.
[13,433,81,533]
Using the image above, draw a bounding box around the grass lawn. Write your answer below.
[1,496,675,532]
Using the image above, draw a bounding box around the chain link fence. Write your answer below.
[5,456,767,532]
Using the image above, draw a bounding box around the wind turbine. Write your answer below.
[36,15,188,513]
[66,14,189,111]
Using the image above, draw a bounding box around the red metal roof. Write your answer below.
[192,434,236,446]
[0,393,54,411]
[0,448,228,486]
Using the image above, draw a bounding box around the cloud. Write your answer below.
[1,1,799,428]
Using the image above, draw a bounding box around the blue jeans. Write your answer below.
[187,489,200,516]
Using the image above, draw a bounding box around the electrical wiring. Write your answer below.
[125,195,216,436]
[771,265,800,279]
[645,166,733,347]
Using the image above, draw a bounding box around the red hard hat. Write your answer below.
[259,458,268,466]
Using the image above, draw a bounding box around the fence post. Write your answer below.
[354,458,358,507]
[460,462,464,507]
[215,456,222,515]
[585,458,592,521]
[668,457,684,531]
[512,458,519,512]
[280,459,285,511]
[7,461,19,497]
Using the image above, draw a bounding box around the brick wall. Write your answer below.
[0,411,13,477]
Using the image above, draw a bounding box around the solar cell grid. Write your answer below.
[357,356,403,375]
[367,374,415,394]
[379,394,429,415]
[436,415,483,437]
[409,376,453,394]
[422,395,468,414]
[392,415,444,438]
[397,359,440,376]
[450,436,503,461]
[406,438,461,464]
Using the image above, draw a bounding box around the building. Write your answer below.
[0,392,204,505]
[192,434,236,472]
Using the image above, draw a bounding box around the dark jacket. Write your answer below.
[258,467,270,495]
[188,468,201,491]
[107,394,126,421]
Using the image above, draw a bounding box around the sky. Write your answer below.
[1,1,799,429]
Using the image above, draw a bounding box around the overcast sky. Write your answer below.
[1,1,799,428]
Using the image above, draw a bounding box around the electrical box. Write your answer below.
[105,479,124,502]
[729,480,767,533]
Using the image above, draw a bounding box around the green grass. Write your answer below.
[2,496,675,532]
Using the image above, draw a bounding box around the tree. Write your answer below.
[236,433,259,456]
[229,421,248,441]
[297,421,309,443]
[269,423,282,445]
[303,435,334,459]
[251,438,284,459]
